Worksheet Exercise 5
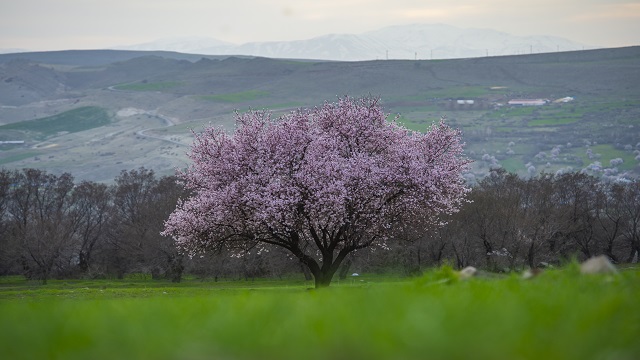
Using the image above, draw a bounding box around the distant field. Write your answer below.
[500,158,524,173]
[114,81,183,91]
[1,267,638,359]
[397,116,431,132]
[0,106,110,139]
[573,144,638,171]
[0,47,639,182]
[528,116,581,126]
[425,85,492,99]
[0,151,40,166]
[198,90,270,103]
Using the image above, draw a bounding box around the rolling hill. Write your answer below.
[0,46,639,183]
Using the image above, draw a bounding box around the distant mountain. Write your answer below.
[361,24,588,59]
[0,48,27,55]
[111,23,591,61]
[114,36,233,54]
[0,50,240,67]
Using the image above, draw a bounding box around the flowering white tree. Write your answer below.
[163,97,470,287]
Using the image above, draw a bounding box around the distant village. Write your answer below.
[445,95,575,110]
[0,95,576,146]
[0,140,25,144]
[505,96,574,106]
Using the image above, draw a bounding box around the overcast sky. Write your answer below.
[1,0,639,51]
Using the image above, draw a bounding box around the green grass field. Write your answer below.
[0,106,110,139]
[114,81,183,91]
[572,144,638,171]
[425,86,491,99]
[198,90,270,103]
[1,266,638,359]
[0,151,40,165]
[500,158,524,173]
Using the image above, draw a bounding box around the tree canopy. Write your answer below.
[163,97,470,287]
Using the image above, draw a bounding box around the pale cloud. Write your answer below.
[393,5,480,20]
[569,3,640,21]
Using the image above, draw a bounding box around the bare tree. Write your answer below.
[71,180,112,275]
[107,169,187,281]
[463,169,524,270]
[138,175,186,282]
[593,182,625,262]
[107,168,158,278]
[618,181,640,262]
[0,169,16,275]
[519,175,563,268]
[6,169,79,283]
[553,173,601,259]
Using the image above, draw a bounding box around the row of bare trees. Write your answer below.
[0,167,304,283]
[1,167,639,282]
[370,169,640,275]
[0,168,186,283]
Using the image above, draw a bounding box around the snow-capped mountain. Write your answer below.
[114,24,590,61]
[360,24,587,59]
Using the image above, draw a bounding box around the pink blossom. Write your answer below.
[163,97,470,287]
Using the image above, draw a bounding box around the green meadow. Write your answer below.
[574,144,638,171]
[0,151,40,166]
[1,266,638,360]
[424,85,492,99]
[114,81,183,91]
[0,106,110,139]
[198,90,270,103]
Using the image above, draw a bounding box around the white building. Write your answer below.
[456,100,475,105]
[507,99,548,106]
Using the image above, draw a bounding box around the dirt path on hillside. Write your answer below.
[124,109,188,147]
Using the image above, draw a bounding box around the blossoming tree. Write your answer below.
[163,97,470,287]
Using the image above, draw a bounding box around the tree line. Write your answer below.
[0,167,185,283]
[1,167,638,283]
[0,167,308,283]
[376,169,640,275]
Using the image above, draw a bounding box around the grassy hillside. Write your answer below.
[0,47,638,182]
[0,106,110,140]
[113,81,184,91]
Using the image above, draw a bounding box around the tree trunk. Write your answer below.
[302,258,340,288]
[628,247,639,263]
[78,252,89,272]
[300,261,313,281]
[293,241,351,288]
[338,256,353,280]
[527,241,536,269]
[312,252,352,288]
[313,271,334,288]
[169,255,184,283]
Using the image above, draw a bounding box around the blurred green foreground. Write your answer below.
[1,267,638,360]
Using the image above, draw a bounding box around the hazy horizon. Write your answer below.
[1,0,639,52]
